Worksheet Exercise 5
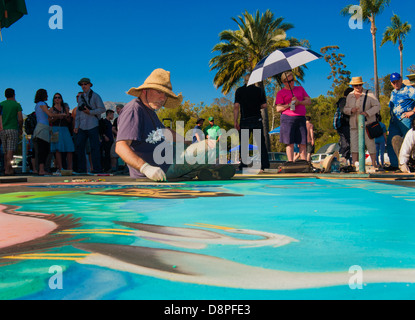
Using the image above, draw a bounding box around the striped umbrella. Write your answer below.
[247,46,322,87]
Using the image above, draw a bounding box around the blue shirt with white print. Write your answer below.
[389,84,415,119]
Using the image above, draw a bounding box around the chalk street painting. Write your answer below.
[1,178,415,300]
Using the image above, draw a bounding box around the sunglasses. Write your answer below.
[80,83,90,86]
[353,84,363,87]
[284,78,294,83]
[54,96,62,99]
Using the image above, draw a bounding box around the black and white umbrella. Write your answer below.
[247,46,322,86]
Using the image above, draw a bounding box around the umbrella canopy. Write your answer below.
[248,46,322,86]
[0,0,27,40]
[268,127,280,134]
[229,144,258,153]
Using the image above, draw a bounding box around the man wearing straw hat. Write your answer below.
[115,68,235,182]
[387,72,415,170]
[343,76,380,168]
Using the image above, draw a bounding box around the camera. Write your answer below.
[78,103,91,111]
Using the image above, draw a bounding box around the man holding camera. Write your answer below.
[74,77,106,173]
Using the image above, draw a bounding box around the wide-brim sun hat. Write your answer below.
[349,76,365,86]
[127,68,183,109]
[322,151,340,173]
[406,73,415,82]
[78,78,93,87]
[403,79,415,87]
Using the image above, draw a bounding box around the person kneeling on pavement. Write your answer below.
[115,68,235,182]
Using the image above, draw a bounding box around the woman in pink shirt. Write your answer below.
[275,72,312,161]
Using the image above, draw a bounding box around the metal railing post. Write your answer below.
[358,114,366,173]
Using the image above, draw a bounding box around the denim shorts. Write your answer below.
[280,114,307,145]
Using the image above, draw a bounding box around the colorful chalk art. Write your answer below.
[1,178,415,300]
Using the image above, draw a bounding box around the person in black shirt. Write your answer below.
[234,74,270,172]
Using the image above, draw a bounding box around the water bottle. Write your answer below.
[290,100,296,111]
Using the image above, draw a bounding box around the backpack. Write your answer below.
[333,107,343,130]
[333,97,347,130]
[24,112,37,135]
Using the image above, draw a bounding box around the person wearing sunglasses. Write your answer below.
[49,93,74,174]
[343,76,380,168]
[275,71,311,162]
[386,72,415,170]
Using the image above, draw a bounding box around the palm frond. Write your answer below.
[210,10,302,94]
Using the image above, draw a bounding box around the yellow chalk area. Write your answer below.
[59,228,135,236]
[2,253,90,261]
[185,222,235,231]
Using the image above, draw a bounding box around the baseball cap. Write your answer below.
[390,73,401,82]
[208,116,214,121]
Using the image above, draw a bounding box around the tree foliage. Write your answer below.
[340,0,391,100]
[380,14,412,76]
[320,46,351,96]
[210,9,294,95]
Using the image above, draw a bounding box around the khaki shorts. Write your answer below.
[350,128,376,154]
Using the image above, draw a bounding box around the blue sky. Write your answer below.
[1,0,414,115]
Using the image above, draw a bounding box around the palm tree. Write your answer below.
[380,14,411,76]
[210,10,297,150]
[341,0,391,100]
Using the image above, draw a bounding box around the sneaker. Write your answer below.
[197,165,236,181]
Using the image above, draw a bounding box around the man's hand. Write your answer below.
[140,163,166,181]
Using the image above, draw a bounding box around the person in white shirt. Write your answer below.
[394,117,415,173]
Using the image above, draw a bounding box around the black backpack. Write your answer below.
[24,112,37,135]
[333,107,342,130]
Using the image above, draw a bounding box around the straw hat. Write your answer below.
[322,151,340,173]
[127,68,183,109]
[403,79,415,87]
[349,76,365,86]
[404,74,415,86]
